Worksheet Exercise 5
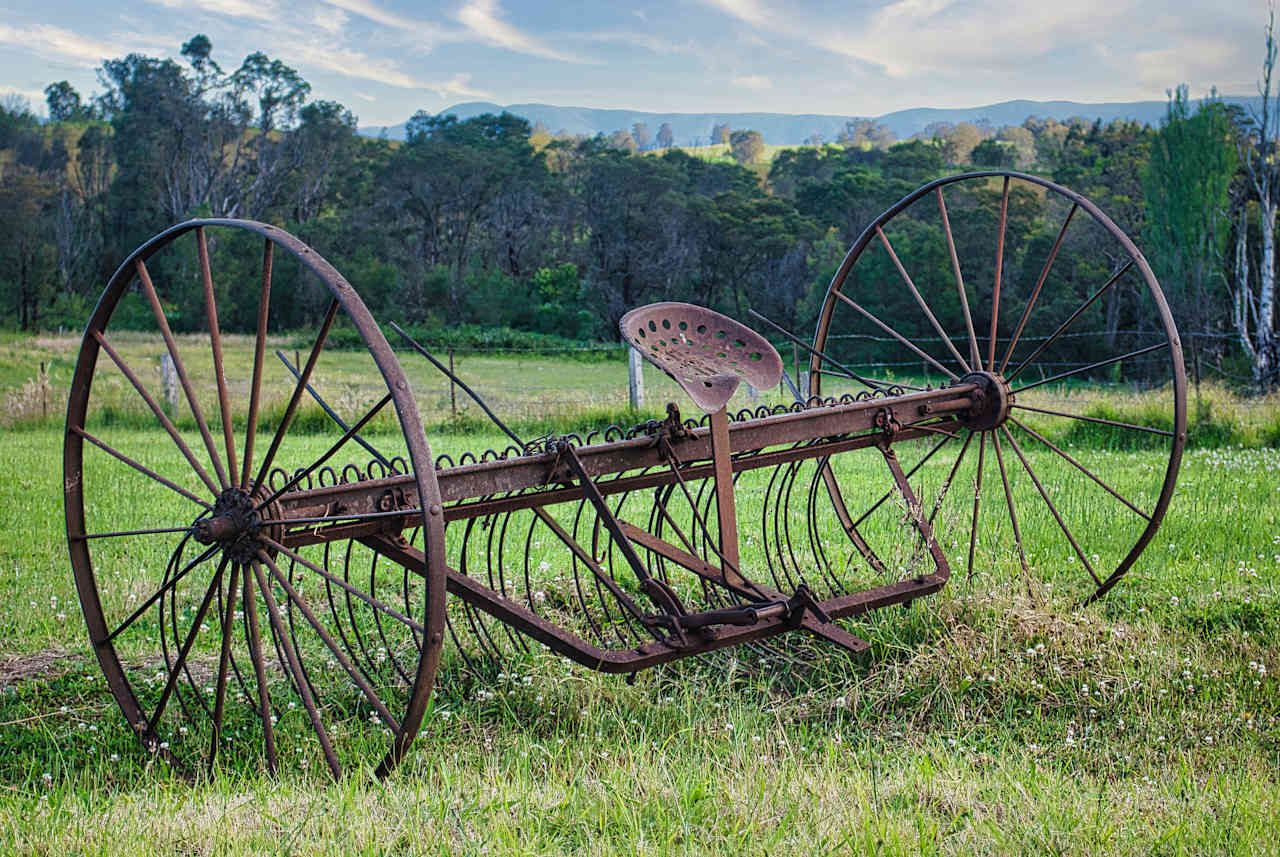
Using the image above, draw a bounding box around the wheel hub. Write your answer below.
[957,371,1013,431]
[193,488,264,564]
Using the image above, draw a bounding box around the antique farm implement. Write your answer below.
[64,172,1186,778]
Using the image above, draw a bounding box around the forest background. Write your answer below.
[0,28,1273,388]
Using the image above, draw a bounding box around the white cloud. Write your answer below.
[700,0,772,28]
[425,72,490,101]
[457,0,590,63]
[321,0,450,47]
[733,74,772,90]
[146,0,280,23]
[313,6,350,35]
[287,40,429,88]
[0,23,132,66]
[575,30,695,55]
[695,0,1259,106]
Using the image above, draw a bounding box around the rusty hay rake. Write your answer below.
[64,171,1185,778]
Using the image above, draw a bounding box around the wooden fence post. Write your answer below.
[449,349,457,418]
[160,353,179,414]
[628,345,645,409]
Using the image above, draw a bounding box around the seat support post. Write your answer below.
[709,406,742,582]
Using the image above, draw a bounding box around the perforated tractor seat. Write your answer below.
[619,302,784,414]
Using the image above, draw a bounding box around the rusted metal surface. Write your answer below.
[65,170,1187,781]
[620,301,784,413]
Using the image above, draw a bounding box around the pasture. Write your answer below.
[0,335,1277,855]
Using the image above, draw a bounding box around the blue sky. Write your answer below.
[0,0,1265,126]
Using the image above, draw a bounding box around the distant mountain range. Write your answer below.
[358,96,1261,147]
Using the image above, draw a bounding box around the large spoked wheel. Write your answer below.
[809,172,1185,605]
[64,220,446,778]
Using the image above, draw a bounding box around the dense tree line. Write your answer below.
[0,33,1275,386]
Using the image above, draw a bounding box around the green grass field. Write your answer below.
[0,335,1278,855]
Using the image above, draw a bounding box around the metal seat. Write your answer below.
[619,302,784,413]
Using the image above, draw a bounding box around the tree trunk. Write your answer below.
[1236,204,1256,358]
[1256,198,1276,387]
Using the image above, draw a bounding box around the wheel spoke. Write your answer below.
[999,204,1077,374]
[1001,427,1101,586]
[90,331,220,496]
[1007,416,1151,521]
[251,558,342,778]
[259,552,400,731]
[260,508,425,529]
[144,557,226,740]
[71,426,211,510]
[135,258,229,490]
[852,432,955,530]
[1010,341,1169,394]
[1005,262,1133,384]
[967,433,986,579]
[198,227,239,486]
[252,299,340,491]
[257,393,394,508]
[748,309,916,392]
[936,187,981,369]
[988,176,1010,371]
[208,561,242,772]
[260,535,426,633]
[74,525,195,540]
[242,239,274,489]
[104,542,220,643]
[276,350,392,468]
[831,289,959,381]
[241,562,278,774]
[991,431,1029,574]
[876,225,971,373]
[928,430,974,528]
[1012,403,1174,437]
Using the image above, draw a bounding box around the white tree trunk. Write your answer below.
[1237,205,1256,358]
[1257,198,1277,385]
